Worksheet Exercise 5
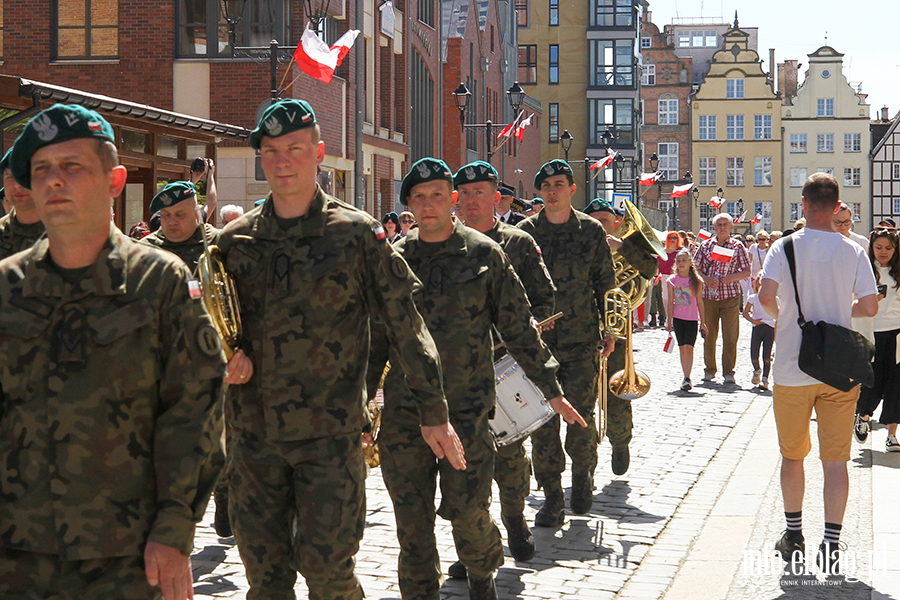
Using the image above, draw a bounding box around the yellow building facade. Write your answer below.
[691,21,782,233]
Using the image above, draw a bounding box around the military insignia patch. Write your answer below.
[544,164,554,175]
[374,225,387,241]
[416,162,431,178]
[32,114,59,142]
[390,255,409,279]
[196,322,223,358]
[188,279,202,300]
[265,115,283,136]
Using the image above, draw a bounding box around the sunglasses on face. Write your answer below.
[400,220,415,224]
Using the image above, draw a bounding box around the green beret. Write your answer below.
[399,157,453,205]
[149,181,197,214]
[499,184,515,197]
[583,198,619,216]
[249,99,316,150]
[0,148,11,174]
[10,104,115,189]
[453,161,498,188]
[534,159,574,190]
[532,197,544,205]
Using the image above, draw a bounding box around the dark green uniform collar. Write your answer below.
[23,223,129,299]
[534,207,584,232]
[402,218,469,257]
[251,187,328,240]
[149,222,214,247]
[5,208,45,236]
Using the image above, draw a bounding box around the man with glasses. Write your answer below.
[832,203,868,250]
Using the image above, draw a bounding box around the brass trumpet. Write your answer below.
[197,214,242,360]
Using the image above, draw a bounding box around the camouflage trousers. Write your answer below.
[531,349,600,487]
[380,405,503,600]
[0,547,160,599]
[494,437,530,517]
[229,431,366,600]
[604,342,633,451]
[214,425,231,506]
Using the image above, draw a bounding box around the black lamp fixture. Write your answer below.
[692,187,701,207]
[560,130,573,162]
[683,171,692,181]
[452,82,472,127]
[737,197,744,213]
[648,152,659,172]
[600,128,615,150]
[506,81,526,116]
[223,0,249,49]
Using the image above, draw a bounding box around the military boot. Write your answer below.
[534,481,565,528]
[467,574,498,600]
[447,560,467,580]
[501,514,535,561]
[213,492,232,538]
[570,472,594,515]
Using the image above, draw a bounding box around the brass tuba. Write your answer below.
[598,199,666,439]
[197,220,242,360]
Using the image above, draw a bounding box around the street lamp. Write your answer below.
[648,153,659,172]
[692,187,700,207]
[452,81,527,163]
[506,81,526,116]
[452,82,472,128]
[560,130,573,163]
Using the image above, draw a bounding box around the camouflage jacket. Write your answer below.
[483,219,555,322]
[370,220,563,417]
[217,188,447,441]
[518,209,615,355]
[141,222,219,273]
[0,208,45,261]
[618,234,660,281]
[0,225,226,560]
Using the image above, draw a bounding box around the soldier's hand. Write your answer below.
[223,350,253,385]
[606,235,623,251]
[602,335,616,358]
[144,541,194,600]
[549,396,587,427]
[421,422,467,470]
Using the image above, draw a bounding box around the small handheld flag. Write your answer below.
[711,245,736,262]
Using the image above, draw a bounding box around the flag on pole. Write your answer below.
[697,228,712,241]
[496,110,524,140]
[514,113,533,142]
[711,245,736,262]
[669,183,693,198]
[639,171,662,185]
[735,211,747,223]
[294,25,360,84]
[709,195,725,209]
[589,150,618,171]
[750,213,762,224]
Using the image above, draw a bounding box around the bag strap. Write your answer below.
[783,237,807,326]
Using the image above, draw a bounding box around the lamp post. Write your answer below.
[596,128,615,203]
[452,81,526,164]
[560,130,573,163]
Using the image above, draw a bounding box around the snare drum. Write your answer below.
[490,354,555,446]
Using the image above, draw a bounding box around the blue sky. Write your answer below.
[648,1,900,116]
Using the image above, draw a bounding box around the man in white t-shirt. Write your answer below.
[759,173,878,575]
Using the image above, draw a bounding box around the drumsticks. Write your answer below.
[493,312,564,351]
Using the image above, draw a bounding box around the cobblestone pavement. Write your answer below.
[189,319,858,599]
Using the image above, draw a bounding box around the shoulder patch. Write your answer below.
[390,255,409,279]
[196,322,223,358]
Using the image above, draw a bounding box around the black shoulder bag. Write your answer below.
[783,236,875,391]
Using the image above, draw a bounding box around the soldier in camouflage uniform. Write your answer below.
[583,198,659,475]
[141,180,219,273]
[217,100,463,600]
[369,158,584,600]
[517,160,617,525]
[446,160,555,578]
[0,147,45,260]
[0,104,226,600]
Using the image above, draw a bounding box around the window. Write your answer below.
[549,45,559,84]
[844,133,861,152]
[641,36,651,49]
[753,115,772,140]
[726,157,744,186]
[55,0,119,59]
[817,98,834,117]
[844,167,861,187]
[817,133,834,153]
[177,0,288,58]
[549,0,559,25]
[589,39,634,87]
[754,157,772,186]
[790,203,803,222]
[698,157,716,186]
[677,32,690,47]
[726,115,744,140]
[817,167,834,176]
[754,201,774,231]
[589,98,633,146]
[658,99,678,125]
[590,0,634,27]
[516,0,528,26]
[518,45,537,84]
[895,198,900,215]
[418,0,434,26]
[895,164,900,180]
[698,115,717,140]
[658,143,679,181]
[726,78,745,99]
[641,64,656,86]
[851,203,861,222]
[548,103,559,142]
[676,30,716,47]
[790,133,807,153]
[790,167,808,187]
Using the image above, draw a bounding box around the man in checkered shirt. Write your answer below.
[693,213,751,385]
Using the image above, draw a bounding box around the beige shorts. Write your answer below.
[772,383,859,461]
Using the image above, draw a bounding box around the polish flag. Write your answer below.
[711,245,736,262]
[734,211,747,223]
[663,333,676,353]
[639,171,661,185]
[514,113,533,142]
[497,110,524,140]
[669,183,693,198]
[709,195,725,209]
[750,213,762,225]
[697,228,712,241]
[590,150,618,171]
[294,25,360,84]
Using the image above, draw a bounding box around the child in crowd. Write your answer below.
[667,249,708,391]
[743,274,777,391]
